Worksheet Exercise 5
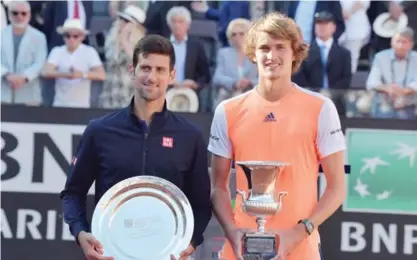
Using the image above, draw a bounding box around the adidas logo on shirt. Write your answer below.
[264,112,276,122]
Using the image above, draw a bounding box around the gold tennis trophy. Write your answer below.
[235,161,289,260]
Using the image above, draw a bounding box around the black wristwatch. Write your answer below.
[298,219,315,236]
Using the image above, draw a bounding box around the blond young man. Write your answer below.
[208,13,347,260]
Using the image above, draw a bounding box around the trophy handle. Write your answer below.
[239,164,253,189]
[276,191,288,210]
[236,190,247,201]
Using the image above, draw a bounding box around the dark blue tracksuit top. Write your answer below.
[60,100,212,248]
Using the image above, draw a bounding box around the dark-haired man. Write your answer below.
[60,34,212,260]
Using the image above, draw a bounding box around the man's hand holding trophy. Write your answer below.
[225,161,311,260]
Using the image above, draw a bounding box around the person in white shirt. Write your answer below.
[41,18,106,108]
[338,0,371,73]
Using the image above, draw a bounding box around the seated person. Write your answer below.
[212,18,257,108]
[166,6,211,112]
[366,27,417,119]
[292,11,352,90]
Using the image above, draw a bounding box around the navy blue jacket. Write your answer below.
[60,100,212,248]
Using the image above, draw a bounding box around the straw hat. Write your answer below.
[57,18,89,35]
[117,5,146,25]
[373,12,408,38]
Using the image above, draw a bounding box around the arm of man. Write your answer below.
[346,0,370,17]
[42,48,71,79]
[366,53,394,93]
[86,49,106,81]
[207,103,239,252]
[206,7,220,21]
[310,98,347,228]
[60,120,100,241]
[273,99,347,259]
[182,130,212,251]
[22,32,48,82]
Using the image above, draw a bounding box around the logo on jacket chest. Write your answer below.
[162,136,174,148]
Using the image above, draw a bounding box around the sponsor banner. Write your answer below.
[1,192,85,260]
[344,128,417,215]
[0,114,229,260]
[2,105,417,260]
[320,128,417,260]
[1,122,93,194]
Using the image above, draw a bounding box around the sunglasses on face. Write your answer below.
[120,17,130,23]
[232,32,245,37]
[64,33,81,39]
[12,11,28,17]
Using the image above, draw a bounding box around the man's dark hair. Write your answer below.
[132,34,176,70]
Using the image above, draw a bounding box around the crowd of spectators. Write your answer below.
[1,0,416,119]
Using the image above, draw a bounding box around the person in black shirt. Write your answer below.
[60,34,212,260]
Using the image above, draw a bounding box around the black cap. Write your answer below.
[314,11,335,23]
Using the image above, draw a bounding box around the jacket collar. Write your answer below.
[124,96,169,121]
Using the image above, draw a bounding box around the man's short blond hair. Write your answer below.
[244,12,309,74]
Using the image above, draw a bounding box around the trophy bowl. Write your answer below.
[235,161,289,260]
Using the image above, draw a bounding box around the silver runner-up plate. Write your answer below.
[91,176,194,260]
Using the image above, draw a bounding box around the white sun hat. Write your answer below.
[373,12,408,38]
[166,88,199,113]
[117,5,146,25]
[56,18,90,35]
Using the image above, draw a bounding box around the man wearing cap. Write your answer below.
[287,0,345,44]
[41,18,106,108]
[293,11,352,91]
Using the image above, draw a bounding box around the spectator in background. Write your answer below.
[28,1,46,32]
[41,19,106,108]
[41,0,93,107]
[191,0,250,47]
[1,0,47,105]
[108,0,145,18]
[100,5,146,109]
[166,6,211,98]
[43,0,92,52]
[287,0,345,44]
[373,1,417,52]
[145,1,190,38]
[339,0,371,73]
[293,12,352,90]
[212,18,257,108]
[366,27,417,119]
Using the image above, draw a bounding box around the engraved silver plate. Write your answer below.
[91,176,194,260]
[245,237,275,253]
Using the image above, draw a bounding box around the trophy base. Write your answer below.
[242,232,277,260]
